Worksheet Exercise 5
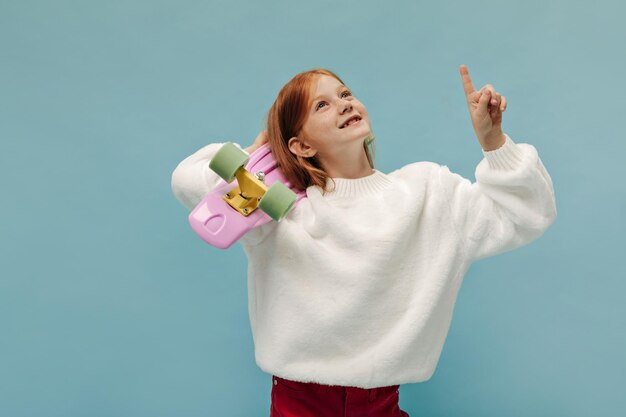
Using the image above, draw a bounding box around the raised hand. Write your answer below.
[459,64,507,151]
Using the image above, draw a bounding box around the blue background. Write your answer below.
[2,0,624,416]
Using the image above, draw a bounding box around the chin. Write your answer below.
[337,124,371,144]
[358,127,373,141]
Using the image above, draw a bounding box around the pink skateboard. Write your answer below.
[189,143,307,249]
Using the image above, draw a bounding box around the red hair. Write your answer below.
[266,68,375,194]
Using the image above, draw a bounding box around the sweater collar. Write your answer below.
[309,169,393,199]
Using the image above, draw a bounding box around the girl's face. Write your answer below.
[292,75,371,158]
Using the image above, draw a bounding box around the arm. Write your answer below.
[171,142,246,210]
[439,134,557,261]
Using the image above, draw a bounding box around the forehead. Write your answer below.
[312,75,344,93]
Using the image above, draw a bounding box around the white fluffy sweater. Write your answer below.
[171,134,557,389]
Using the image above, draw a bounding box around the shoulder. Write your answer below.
[388,161,442,183]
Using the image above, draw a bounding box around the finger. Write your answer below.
[492,91,500,106]
[478,88,491,116]
[483,85,497,106]
[500,96,507,112]
[459,64,476,99]
[490,102,499,117]
[491,92,502,114]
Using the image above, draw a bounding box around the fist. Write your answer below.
[245,130,269,154]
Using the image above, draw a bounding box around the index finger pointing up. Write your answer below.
[460,64,476,98]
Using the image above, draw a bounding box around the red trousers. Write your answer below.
[270,375,410,417]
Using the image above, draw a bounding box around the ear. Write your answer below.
[288,136,317,158]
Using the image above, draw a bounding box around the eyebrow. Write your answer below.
[311,85,349,104]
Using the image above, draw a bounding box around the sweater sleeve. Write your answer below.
[170,142,245,210]
[438,133,557,262]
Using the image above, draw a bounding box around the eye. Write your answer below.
[315,101,327,110]
[341,90,352,98]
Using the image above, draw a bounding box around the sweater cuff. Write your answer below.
[482,133,525,170]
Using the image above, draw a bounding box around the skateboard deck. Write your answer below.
[188,143,307,249]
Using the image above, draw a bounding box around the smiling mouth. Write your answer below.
[340,116,362,129]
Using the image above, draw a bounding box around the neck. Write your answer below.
[319,144,373,179]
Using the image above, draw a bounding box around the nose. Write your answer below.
[340,100,353,114]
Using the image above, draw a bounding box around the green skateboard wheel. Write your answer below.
[259,181,298,221]
[209,142,250,183]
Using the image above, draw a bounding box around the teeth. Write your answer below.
[342,117,360,128]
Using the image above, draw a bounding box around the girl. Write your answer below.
[171,66,557,417]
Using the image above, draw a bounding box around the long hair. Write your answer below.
[266,68,375,194]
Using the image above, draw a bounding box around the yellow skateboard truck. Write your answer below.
[207,142,299,223]
[223,167,267,217]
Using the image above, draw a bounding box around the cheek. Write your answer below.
[359,110,370,127]
[316,116,335,133]
[302,119,329,143]
[356,103,369,119]
[311,120,328,134]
